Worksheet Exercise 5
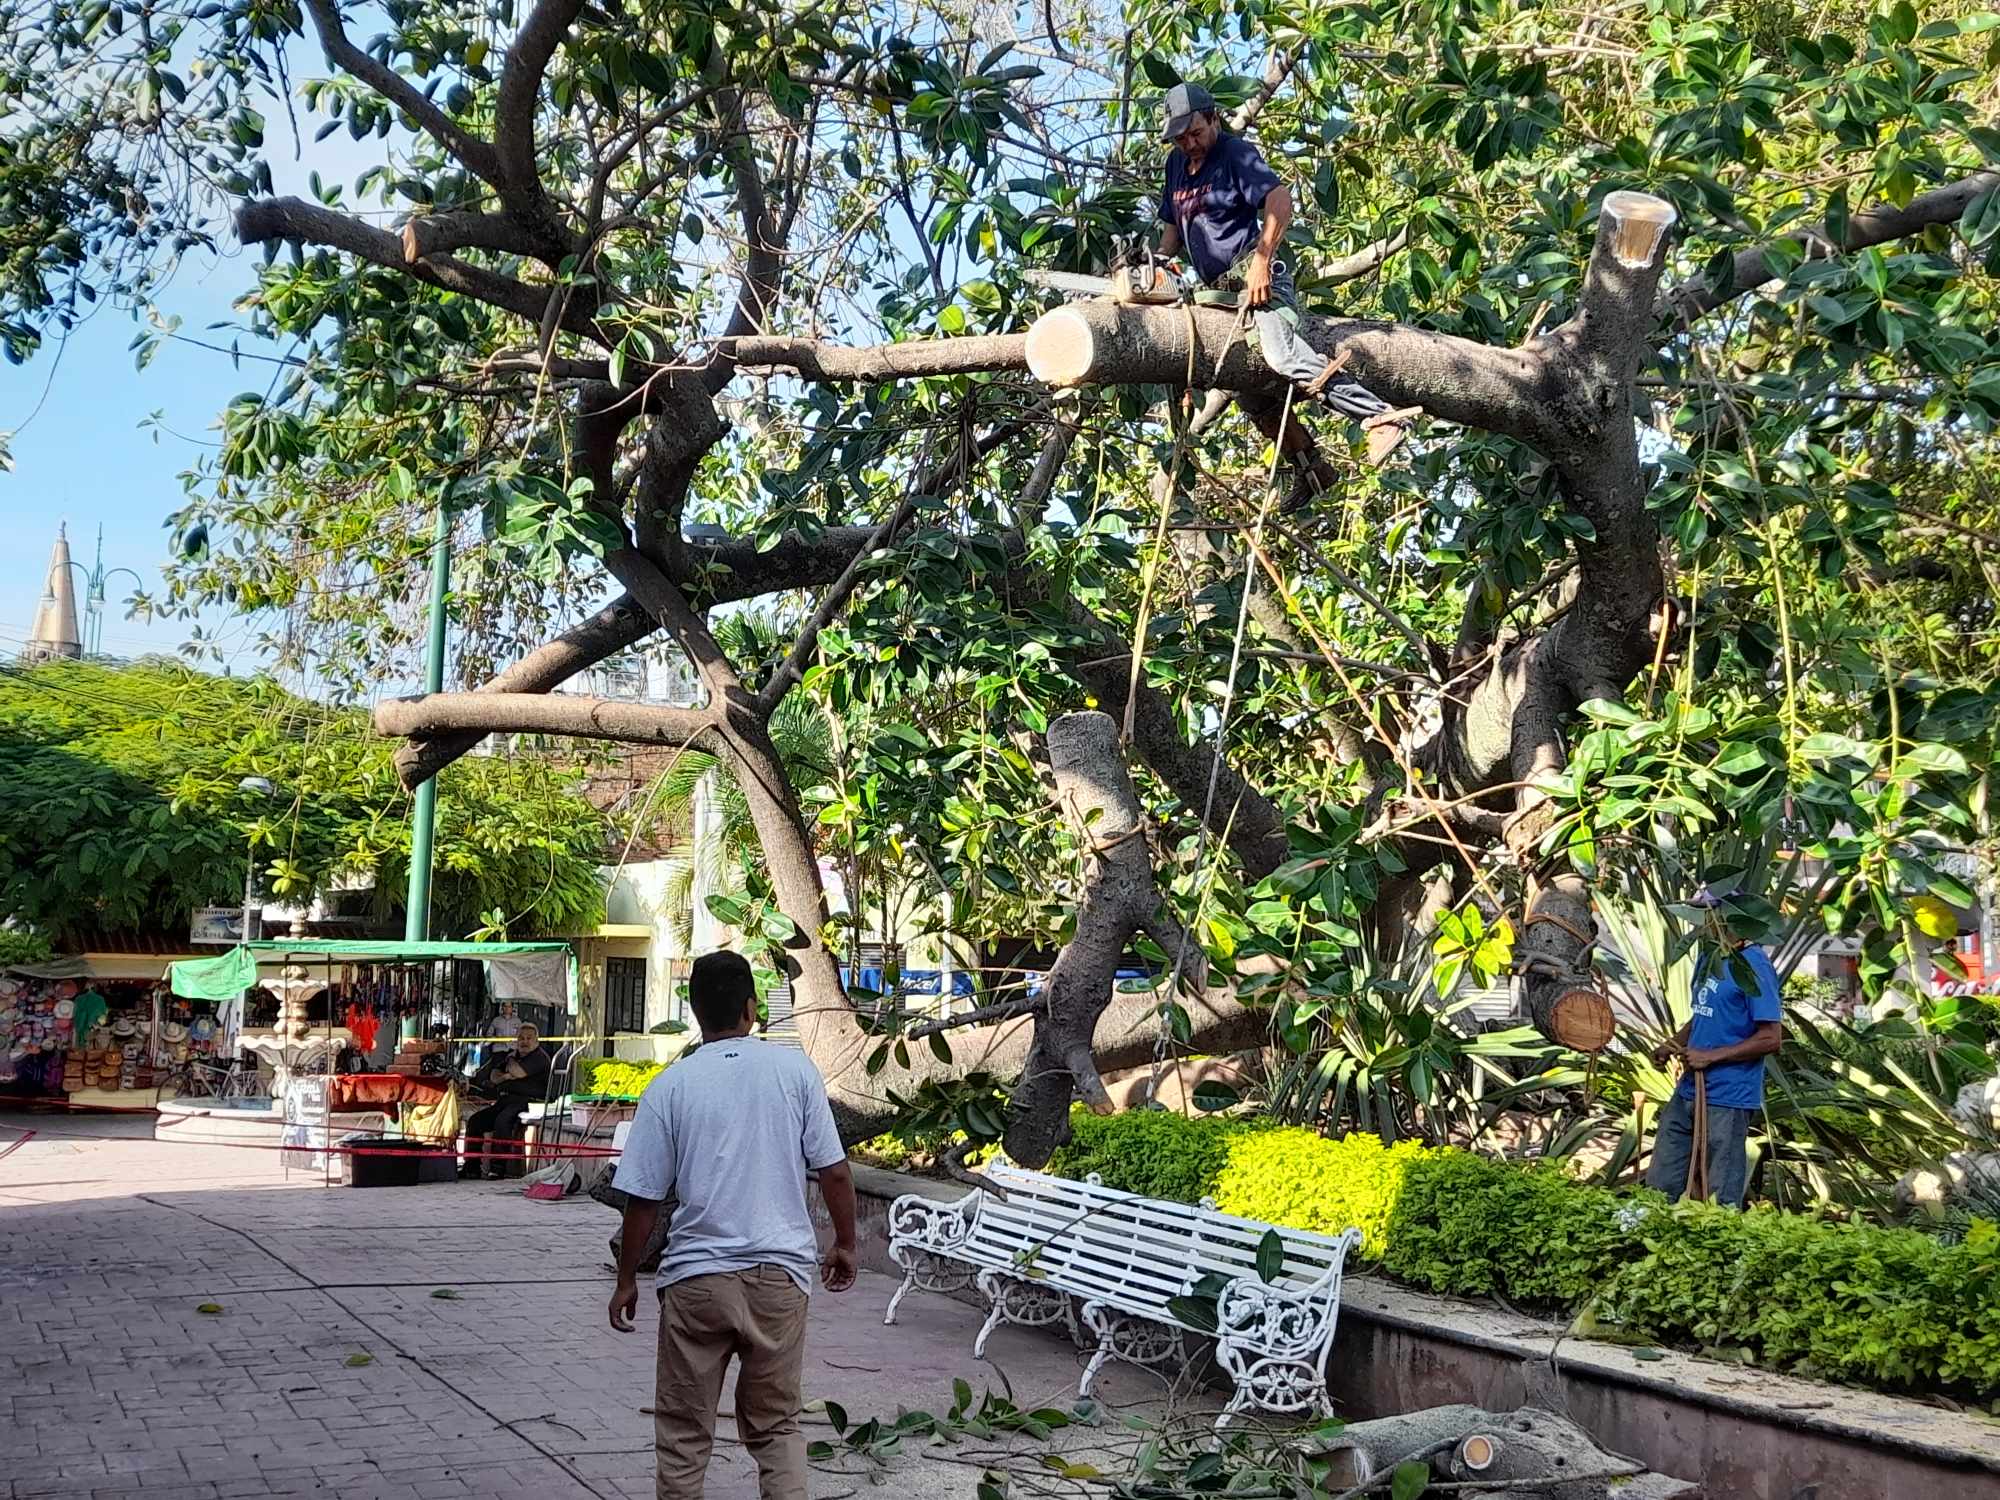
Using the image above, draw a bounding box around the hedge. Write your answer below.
[1045,1110,2000,1401]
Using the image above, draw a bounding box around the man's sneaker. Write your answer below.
[1362,407,1421,465]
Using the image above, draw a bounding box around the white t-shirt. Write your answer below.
[612,1036,845,1293]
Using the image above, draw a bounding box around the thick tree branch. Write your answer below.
[723,333,1031,382]
[1665,168,2000,322]
[1027,300,1562,442]
[236,197,565,330]
[401,211,551,264]
[495,0,587,189]
[302,0,500,181]
[392,593,654,787]
[705,78,786,393]
[1004,711,1179,1166]
[374,692,716,747]
[688,526,881,603]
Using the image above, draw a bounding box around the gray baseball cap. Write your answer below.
[1160,82,1216,141]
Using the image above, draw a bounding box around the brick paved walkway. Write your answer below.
[1,1113,1175,1500]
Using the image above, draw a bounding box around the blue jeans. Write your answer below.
[1214,253,1394,422]
[1646,1089,1753,1207]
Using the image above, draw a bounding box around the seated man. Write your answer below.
[1156,82,1416,463]
[461,1022,552,1180]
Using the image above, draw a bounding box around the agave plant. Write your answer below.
[1262,939,1575,1146]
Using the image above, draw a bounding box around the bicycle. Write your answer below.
[173,1056,258,1101]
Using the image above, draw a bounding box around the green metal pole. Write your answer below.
[404,504,451,942]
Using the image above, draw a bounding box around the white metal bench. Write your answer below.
[884,1161,1362,1424]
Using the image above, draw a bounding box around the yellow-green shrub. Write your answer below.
[1212,1127,1435,1257]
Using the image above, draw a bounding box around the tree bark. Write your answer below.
[1023,299,1560,440]
[1003,711,1178,1166]
[1312,1405,1673,1499]
[374,692,716,748]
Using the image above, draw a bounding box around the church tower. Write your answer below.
[24,523,83,661]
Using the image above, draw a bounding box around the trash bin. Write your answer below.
[346,1135,454,1187]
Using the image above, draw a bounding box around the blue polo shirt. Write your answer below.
[1677,944,1783,1111]
[1158,132,1284,285]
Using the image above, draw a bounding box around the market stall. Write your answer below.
[166,938,580,1184]
[0,969,231,1109]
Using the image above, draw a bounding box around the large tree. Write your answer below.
[5,0,1996,1159]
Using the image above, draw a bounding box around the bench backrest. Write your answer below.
[968,1163,1355,1321]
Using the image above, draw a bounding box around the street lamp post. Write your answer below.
[404,504,451,943]
[237,776,274,944]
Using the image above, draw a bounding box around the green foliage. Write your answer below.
[573,1058,666,1099]
[1379,1150,1650,1307]
[1592,1201,2000,1393]
[1213,1126,1437,1260]
[0,927,52,967]
[0,660,610,940]
[1047,1105,1262,1204]
[1047,1108,2000,1398]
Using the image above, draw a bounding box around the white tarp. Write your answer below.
[485,952,571,1008]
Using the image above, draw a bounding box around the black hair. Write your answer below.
[688,950,756,1032]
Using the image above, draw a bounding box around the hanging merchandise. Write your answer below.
[70,987,108,1043]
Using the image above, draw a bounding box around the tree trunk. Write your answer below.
[1003,710,1176,1166]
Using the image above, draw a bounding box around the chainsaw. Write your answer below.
[1025,241,1188,305]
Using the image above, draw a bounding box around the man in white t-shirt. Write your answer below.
[608,951,858,1500]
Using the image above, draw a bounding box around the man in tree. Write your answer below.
[608,951,859,1500]
[1646,889,1785,1208]
[1155,82,1416,464]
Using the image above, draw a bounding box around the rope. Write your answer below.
[1149,380,1297,1100]
[1118,297,1205,745]
[1685,1070,1710,1202]
[1522,910,1595,950]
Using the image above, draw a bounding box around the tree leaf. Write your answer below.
[1391,1459,1430,1500]
[1255,1227,1286,1283]
[1192,1080,1240,1112]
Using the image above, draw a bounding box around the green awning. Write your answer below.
[168,938,578,1004]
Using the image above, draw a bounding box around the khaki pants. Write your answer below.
[655,1266,809,1500]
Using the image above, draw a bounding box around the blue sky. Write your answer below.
[2,253,270,665]
[1,51,400,673]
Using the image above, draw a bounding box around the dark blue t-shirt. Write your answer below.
[1158,132,1283,285]
[1676,944,1783,1111]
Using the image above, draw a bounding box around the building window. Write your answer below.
[604,957,647,1043]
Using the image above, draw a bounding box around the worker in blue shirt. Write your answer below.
[1153,82,1416,464]
[1645,887,1785,1207]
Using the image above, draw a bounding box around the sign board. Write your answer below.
[190,908,248,945]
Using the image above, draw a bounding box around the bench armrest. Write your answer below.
[887,1189,980,1258]
[1214,1228,1361,1360]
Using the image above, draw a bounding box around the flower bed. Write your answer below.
[1046,1110,2000,1402]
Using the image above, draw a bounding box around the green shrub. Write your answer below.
[1594,1207,2000,1393]
[1213,1128,1435,1258]
[1383,1151,1652,1307]
[1038,1108,2000,1400]
[1047,1107,1256,1203]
